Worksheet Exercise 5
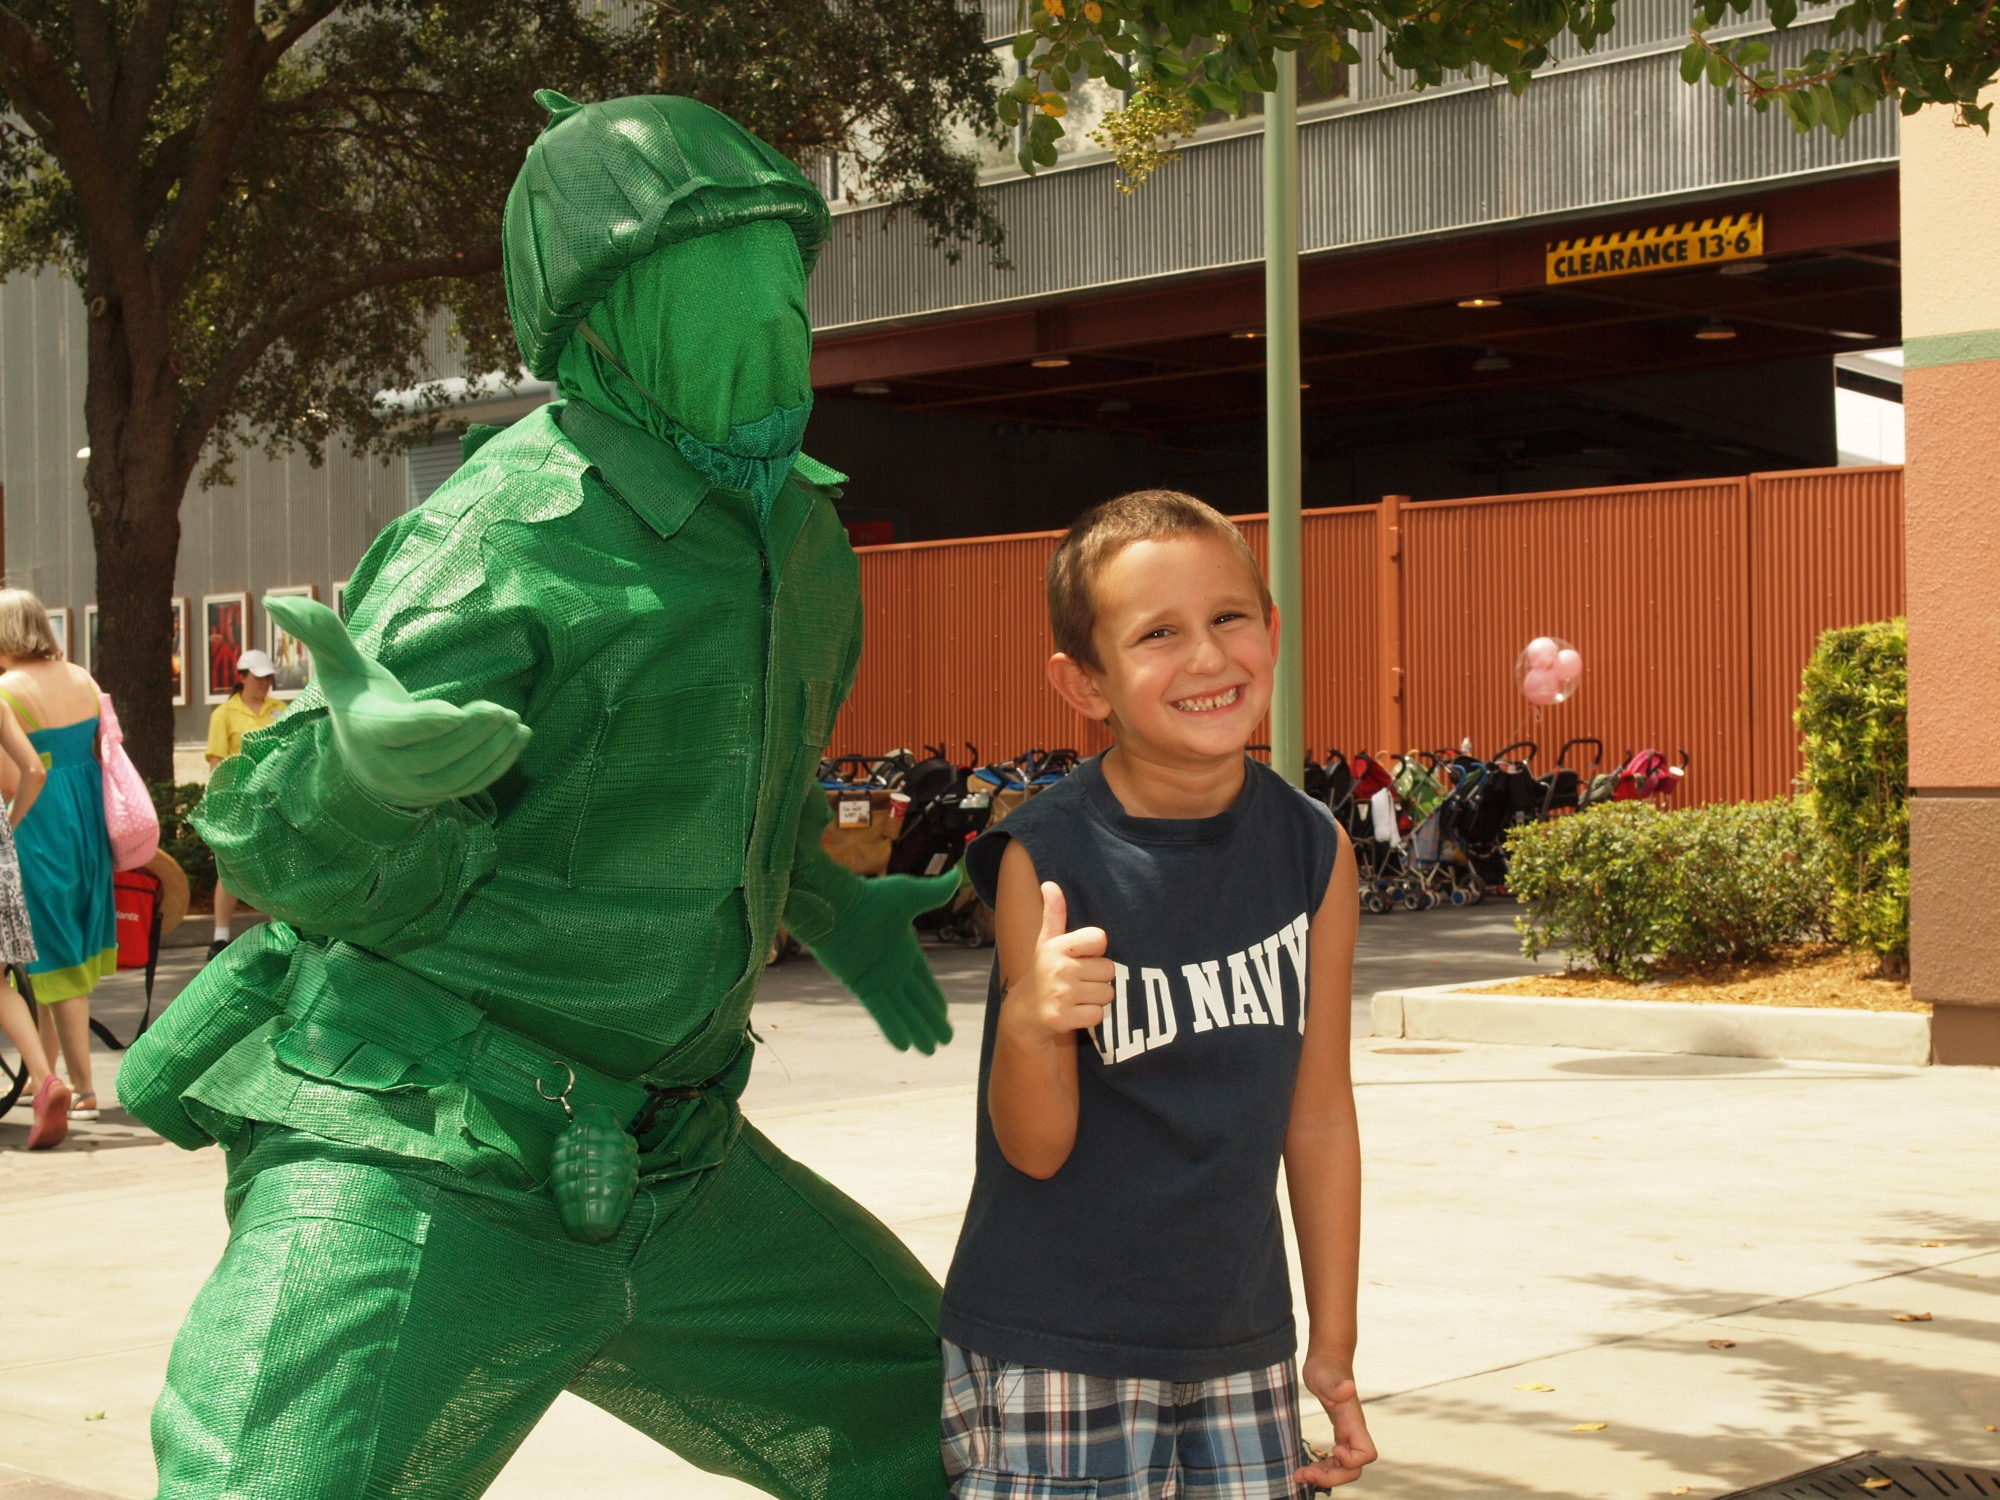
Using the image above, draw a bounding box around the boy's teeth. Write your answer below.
[1174,686,1240,712]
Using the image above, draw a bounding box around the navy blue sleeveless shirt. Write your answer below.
[939,753,1340,1381]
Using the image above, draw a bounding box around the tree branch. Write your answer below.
[133,122,196,228]
[150,0,343,299]
[0,3,154,291]
[176,245,502,475]
[109,0,184,169]
[70,0,118,112]
[259,0,346,63]
[1687,27,1847,101]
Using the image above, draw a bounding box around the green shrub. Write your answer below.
[1795,618,1908,973]
[150,780,217,903]
[1507,799,1834,981]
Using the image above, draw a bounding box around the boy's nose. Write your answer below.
[1186,634,1226,673]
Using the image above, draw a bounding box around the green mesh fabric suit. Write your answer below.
[117,94,949,1499]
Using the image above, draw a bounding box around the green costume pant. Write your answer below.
[153,1122,947,1499]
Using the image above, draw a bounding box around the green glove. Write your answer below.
[809,872,962,1055]
[262,595,531,808]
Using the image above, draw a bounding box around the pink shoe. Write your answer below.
[27,1075,70,1150]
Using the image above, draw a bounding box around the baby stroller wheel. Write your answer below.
[1449,885,1470,907]
[1362,889,1390,915]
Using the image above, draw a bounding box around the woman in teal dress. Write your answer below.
[0,589,117,1120]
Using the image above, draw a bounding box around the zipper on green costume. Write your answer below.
[752,546,775,867]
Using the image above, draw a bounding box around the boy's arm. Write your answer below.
[987,837,1116,1179]
[1286,828,1378,1489]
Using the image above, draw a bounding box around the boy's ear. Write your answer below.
[1047,653,1112,722]
[1268,604,1282,659]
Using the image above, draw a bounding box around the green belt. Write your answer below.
[457,1007,748,1154]
[275,936,750,1169]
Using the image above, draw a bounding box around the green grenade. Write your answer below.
[538,1065,639,1244]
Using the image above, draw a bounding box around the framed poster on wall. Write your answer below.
[171,596,190,707]
[203,592,248,704]
[264,584,316,699]
[83,604,99,673]
[46,607,69,662]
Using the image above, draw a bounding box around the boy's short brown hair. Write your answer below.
[1046,489,1272,670]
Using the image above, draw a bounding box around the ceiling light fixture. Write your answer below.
[851,381,889,396]
[75,445,91,459]
[1231,329,1264,340]
[1457,296,1503,309]
[1718,260,1769,277]
[1830,329,1875,341]
[1694,320,1737,341]
[1031,356,1071,369]
[1472,349,1511,372]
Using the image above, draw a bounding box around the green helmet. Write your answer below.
[504,90,830,379]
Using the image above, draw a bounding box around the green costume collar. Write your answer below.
[554,400,845,580]
[555,399,714,541]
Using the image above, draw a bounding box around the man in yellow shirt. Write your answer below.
[203,648,284,959]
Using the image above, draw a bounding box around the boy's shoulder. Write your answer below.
[962,761,1095,906]
[1247,756,1340,835]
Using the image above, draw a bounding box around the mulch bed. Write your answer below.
[1470,945,1924,1013]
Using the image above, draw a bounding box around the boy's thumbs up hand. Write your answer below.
[1002,882,1116,1043]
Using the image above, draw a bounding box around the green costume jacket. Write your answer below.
[122,400,869,1178]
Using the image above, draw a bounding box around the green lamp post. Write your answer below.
[1264,51,1304,788]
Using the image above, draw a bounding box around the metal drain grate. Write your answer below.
[1719,1453,2000,1498]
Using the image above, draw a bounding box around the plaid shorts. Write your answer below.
[941,1340,1316,1499]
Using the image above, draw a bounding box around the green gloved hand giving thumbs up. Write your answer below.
[263,594,531,808]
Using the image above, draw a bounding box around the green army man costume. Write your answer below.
[118,92,960,1499]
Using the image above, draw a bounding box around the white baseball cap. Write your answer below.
[236,649,277,678]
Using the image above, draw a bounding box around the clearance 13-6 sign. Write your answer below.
[1546,213,1763,285]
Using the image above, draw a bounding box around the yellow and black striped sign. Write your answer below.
[1546,213,1763,285]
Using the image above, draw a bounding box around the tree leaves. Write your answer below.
[1009,0,2000,185]
[0,0,1009,490]
[1796,620,1909,970]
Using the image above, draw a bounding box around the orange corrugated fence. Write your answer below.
[834,466,1904,805]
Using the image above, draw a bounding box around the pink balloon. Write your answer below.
[1521,668,1561,706]
[1525,637,1560,670]
[1555,647,1583,680]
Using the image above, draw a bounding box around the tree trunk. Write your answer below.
[92,487,184,786]
[81,284,188,787]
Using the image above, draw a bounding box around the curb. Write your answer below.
[1370,982,1932,1065]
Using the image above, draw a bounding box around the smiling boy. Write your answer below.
[939,490,1374,1499]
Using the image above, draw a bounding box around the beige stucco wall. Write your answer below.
[1901,105,2000,339]
[1901,104,2000,1031]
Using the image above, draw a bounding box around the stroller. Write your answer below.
[1320,750,1409,914]
[1453,741,1540,894]
[1536,738,1603,819]
[1385,751,1497,910]
[1609,747,1690,805]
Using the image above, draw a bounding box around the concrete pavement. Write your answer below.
[3,909,1994,1498]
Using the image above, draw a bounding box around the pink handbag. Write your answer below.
[98,691,160,872]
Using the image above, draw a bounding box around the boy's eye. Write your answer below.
[1213,611,1245,626]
